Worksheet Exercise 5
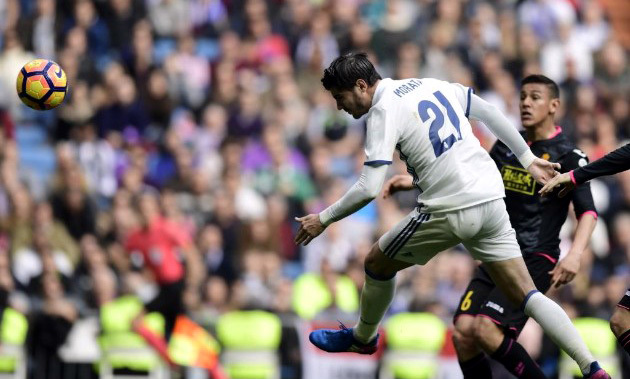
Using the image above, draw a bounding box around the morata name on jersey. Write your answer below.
[393,79,423,98]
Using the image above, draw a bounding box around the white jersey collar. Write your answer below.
[371,78,392,106]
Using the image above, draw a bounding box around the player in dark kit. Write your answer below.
[451,75,598,378]
[384,74,598,378]
[541,142,630,357]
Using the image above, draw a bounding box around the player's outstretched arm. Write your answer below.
[467,94,560,184]
[540,143,630,196]
[526,158,561,185]
[539,172,574,197]
[382,174,414,198]
[294,164,389,246]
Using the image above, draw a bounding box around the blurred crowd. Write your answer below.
[0,0,628,377]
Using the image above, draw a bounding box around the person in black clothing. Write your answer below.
[384,75,598,379]
[540,143,630,196]
[451,75,600,378]
[541,142,630,357]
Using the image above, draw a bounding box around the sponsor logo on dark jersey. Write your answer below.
[501,165,535,195]
[485,301,504,314]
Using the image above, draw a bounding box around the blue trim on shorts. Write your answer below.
[383,213,430,258]
[520,289,540,311]
[383,218,415,257]
[364,160,392,167]
[365,268,396,281]
[465,87,473,117]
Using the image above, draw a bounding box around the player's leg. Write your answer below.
[308,241,412,353]
[472,297,547,378]
[472,255,555,379]
[133,302,175,367]
[453,316,493,379]
[482,259,609,377]
[309,209,457,354]
[133,279,186,368]
[465,200,609,379]
[353,242,413,343]
[452,267,496,378]
[610,289,630,356]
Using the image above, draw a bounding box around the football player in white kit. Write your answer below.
[294,53,610,379]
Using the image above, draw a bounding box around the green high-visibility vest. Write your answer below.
[216,311,282,379]
[99,296,165,371]
[292,273,359,320]
[0,308,28,372]
[384,312,447,379]
[561,317,618,377]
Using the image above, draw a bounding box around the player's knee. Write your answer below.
[452,318,476,351]
[364,252,379,272]
[610,308,630,337]
[473,317,502,350]
[363,245,400,279]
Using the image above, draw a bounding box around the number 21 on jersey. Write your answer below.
[418,91,462,158]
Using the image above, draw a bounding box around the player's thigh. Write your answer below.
[453,265,495,326]
[482,257,536,306]
[471,255,555,340]
[378,208,460,266]
[460,200,535,304]
[453,266,495,351]
[525,254,557,295]
[461,199,522,263]
[476,279,531,340]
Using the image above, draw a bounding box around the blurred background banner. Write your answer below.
[300,321,382,379]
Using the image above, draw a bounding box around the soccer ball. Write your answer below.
[16,59,68,110]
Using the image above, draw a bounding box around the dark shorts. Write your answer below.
[145,279,185,337]
[618,288,630,310]
[453,253,556,338]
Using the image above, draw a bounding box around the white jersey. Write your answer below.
[365,78,505,212]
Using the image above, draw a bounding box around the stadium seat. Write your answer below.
[15,124,56,183]
[559,317,619,379]
[153,39,177,65]
[196,39,220,61]
[15,124,47,146]
[0,308,28,379]
[216,311,282,379]
[291,273,359,320]
[379,312,447,379]
[98,296,167,379]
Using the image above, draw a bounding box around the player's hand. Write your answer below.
[383,175,415,198]
[539,172,575,197]
[294,214,326,246]
[527,157,561,185]
[549,252,580,288]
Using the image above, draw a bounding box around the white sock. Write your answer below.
[353,273,396,344]
[523,291,594,375]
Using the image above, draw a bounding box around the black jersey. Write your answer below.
[489,127,597,260]
[573,143,630,184]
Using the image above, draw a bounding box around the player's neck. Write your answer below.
[367,79,380,102]
[526,120,557,142]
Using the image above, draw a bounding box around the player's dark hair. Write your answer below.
[521,75,559,99]
[321,52,382,91]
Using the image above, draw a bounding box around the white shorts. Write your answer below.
[378,199,522,265]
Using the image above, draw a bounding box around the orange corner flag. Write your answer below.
[168,315,223,372]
